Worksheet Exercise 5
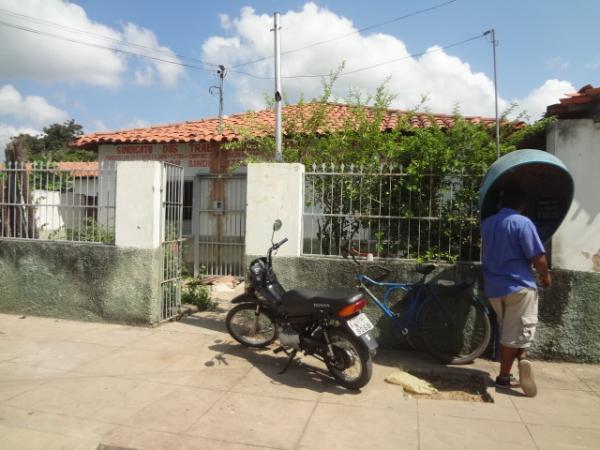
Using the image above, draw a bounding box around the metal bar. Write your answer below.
[273,12,282,162]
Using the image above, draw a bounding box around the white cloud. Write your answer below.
[0,0,183,88]
[122,22,184,88]
[134,67,155,87]
[0,84,68,125]
[202,3,575,121]
[513,79,575,121]
[0,0,124,87]
[0,123,40,159]
[219,13,233,30]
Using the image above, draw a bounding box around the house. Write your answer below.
[0,161,103,240]
[72,103,500,275]
[545,84,600,272]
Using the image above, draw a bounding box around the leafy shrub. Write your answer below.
[182,277,215,311]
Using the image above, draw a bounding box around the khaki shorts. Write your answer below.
[490,288,538,349]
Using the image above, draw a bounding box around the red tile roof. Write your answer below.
[53,161,98,177]
[72,103,499,149]
[546,84,600,120]
[0,161,98,177]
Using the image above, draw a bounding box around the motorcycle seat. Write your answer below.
[281,288,363,315]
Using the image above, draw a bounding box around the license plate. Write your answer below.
[347,313,374,337]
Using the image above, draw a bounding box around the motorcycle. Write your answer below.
[225,220,378,390]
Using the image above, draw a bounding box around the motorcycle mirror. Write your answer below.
[273,219,282,231]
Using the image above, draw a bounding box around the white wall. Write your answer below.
[115,161,163,249]
[548,119,600,272]
[245,163,304,257]
[33,190,94,239]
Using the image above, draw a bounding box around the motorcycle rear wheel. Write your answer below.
[226,303,277,348]
[324,328,372,390]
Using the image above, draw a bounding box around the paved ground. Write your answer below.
[1,297,599,450]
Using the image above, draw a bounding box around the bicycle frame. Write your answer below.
[357,274,430,335]
[356,267,493,364]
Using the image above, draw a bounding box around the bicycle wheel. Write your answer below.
[226,303,277,348]
[417,291,491,364]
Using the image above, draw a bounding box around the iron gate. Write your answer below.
[160,163,184,322]
[194,174,246,277]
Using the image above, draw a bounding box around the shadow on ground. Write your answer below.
[181,307,499,399]
[206,339,354,396]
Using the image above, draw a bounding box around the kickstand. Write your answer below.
[276,348,298,374]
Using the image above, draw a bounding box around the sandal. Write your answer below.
[495,374,520,389]
[518,359,538,397]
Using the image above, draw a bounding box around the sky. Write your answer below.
[0,0,598,156]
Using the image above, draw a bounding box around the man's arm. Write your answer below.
[531,254,552,288]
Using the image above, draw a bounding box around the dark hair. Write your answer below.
[498,186,527,211]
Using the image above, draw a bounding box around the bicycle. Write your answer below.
[344,248,492,364]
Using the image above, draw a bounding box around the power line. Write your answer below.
[0,19,217,74]
[229,32,485,80]
[0,7,220,68]
[231,0,459,68]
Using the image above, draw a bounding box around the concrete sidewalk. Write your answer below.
[0,305,599,450]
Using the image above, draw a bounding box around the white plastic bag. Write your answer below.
[385,370,438,394]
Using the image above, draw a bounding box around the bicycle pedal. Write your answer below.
[273,346,284,354]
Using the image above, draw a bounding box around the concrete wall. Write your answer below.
[259,255,600,363]
[0,240,161,324]
[0,161,167,324]
[242,162,600,363]
[246,163,304,258]
[547,119,600,272]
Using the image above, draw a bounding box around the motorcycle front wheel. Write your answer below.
[324,328,373,390]
[226,303,277,348]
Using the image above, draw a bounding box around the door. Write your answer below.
[194,174,246,277]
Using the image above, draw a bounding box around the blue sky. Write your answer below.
[0,0,598,152]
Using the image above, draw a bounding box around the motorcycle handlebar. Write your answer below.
[273,237,288,249]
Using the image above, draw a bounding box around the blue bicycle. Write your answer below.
[347,250,492,364]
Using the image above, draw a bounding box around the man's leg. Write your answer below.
[504,289,539,397]
[499,345,521,377]
[491,297,519,387]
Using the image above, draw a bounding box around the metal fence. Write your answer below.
[303,164,483,262]
[160,163,184,322]
[0,161,116,244]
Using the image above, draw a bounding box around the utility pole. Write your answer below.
[209,65,226,134]
[485,29,500,159]
[272,12,283,162]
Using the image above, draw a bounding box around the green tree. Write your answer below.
[225,79,554,262]
[6,120,95,162]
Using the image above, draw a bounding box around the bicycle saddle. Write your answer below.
[415,264,436,275]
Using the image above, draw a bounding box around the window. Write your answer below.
[183,180,193,235]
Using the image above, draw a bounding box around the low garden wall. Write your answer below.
[0,240,162,324]
[248,255,600,363]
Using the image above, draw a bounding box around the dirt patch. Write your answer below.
[407,371,493,403]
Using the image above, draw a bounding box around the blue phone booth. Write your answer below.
[479,149,574,243]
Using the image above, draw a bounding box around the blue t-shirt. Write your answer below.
[481,208,545,298]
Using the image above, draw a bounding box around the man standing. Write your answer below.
[481,187,552,397]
